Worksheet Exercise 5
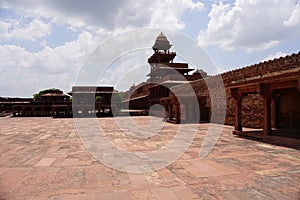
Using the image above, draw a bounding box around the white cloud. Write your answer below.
[263,51,287,62]
[0,0,207,96]
[0,31,97,97]
[0,1,206,54]
[198,0,300,52]
[1,0,204,31]
[103,52,150,91]
[0,29,163,97]
[0,18,51,41]
[284,1,300,27]
[150,0,204,29]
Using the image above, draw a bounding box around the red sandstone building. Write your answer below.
[122,32,300,147]
[12,91,70,117]
[67,86,117,118]
[9,86,116,118]
[122,32,208,119]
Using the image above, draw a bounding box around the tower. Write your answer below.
[147,32,194,82]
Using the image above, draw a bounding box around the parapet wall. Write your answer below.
[221,52,300,85]
[174,51,300,128]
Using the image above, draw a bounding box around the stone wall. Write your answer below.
[173,52,300,128]
[220,52,300,85]
[241,94,264,128]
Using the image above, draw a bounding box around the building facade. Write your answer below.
[121,32,207,118]
[12,91,70,117]
[122,32,300,146]
[9,86,116,118]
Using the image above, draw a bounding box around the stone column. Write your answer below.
[263,95,272,136]
[259,84,272,136]
[235,96,243,132]
[231,88,243,132]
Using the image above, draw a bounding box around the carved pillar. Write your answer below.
[259,84,272,136]
[235,96,243,132]
[175,105,180,124]
[263,96,272,136]
[231,88,242,132]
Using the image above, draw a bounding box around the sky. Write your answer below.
[0,0,299,97]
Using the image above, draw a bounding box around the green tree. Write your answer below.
[33,88,63,101]
[95,96,102,102]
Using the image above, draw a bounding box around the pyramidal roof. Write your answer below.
[152,32,172,51]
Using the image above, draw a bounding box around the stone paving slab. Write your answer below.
[0,116,299,199]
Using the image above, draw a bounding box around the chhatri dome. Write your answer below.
[152,32,172,51]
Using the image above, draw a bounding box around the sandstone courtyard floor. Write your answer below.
[0,116,299,200]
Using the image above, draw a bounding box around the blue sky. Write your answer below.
[0,0,299,97]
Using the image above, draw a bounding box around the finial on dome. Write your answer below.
[152,32,172,51]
